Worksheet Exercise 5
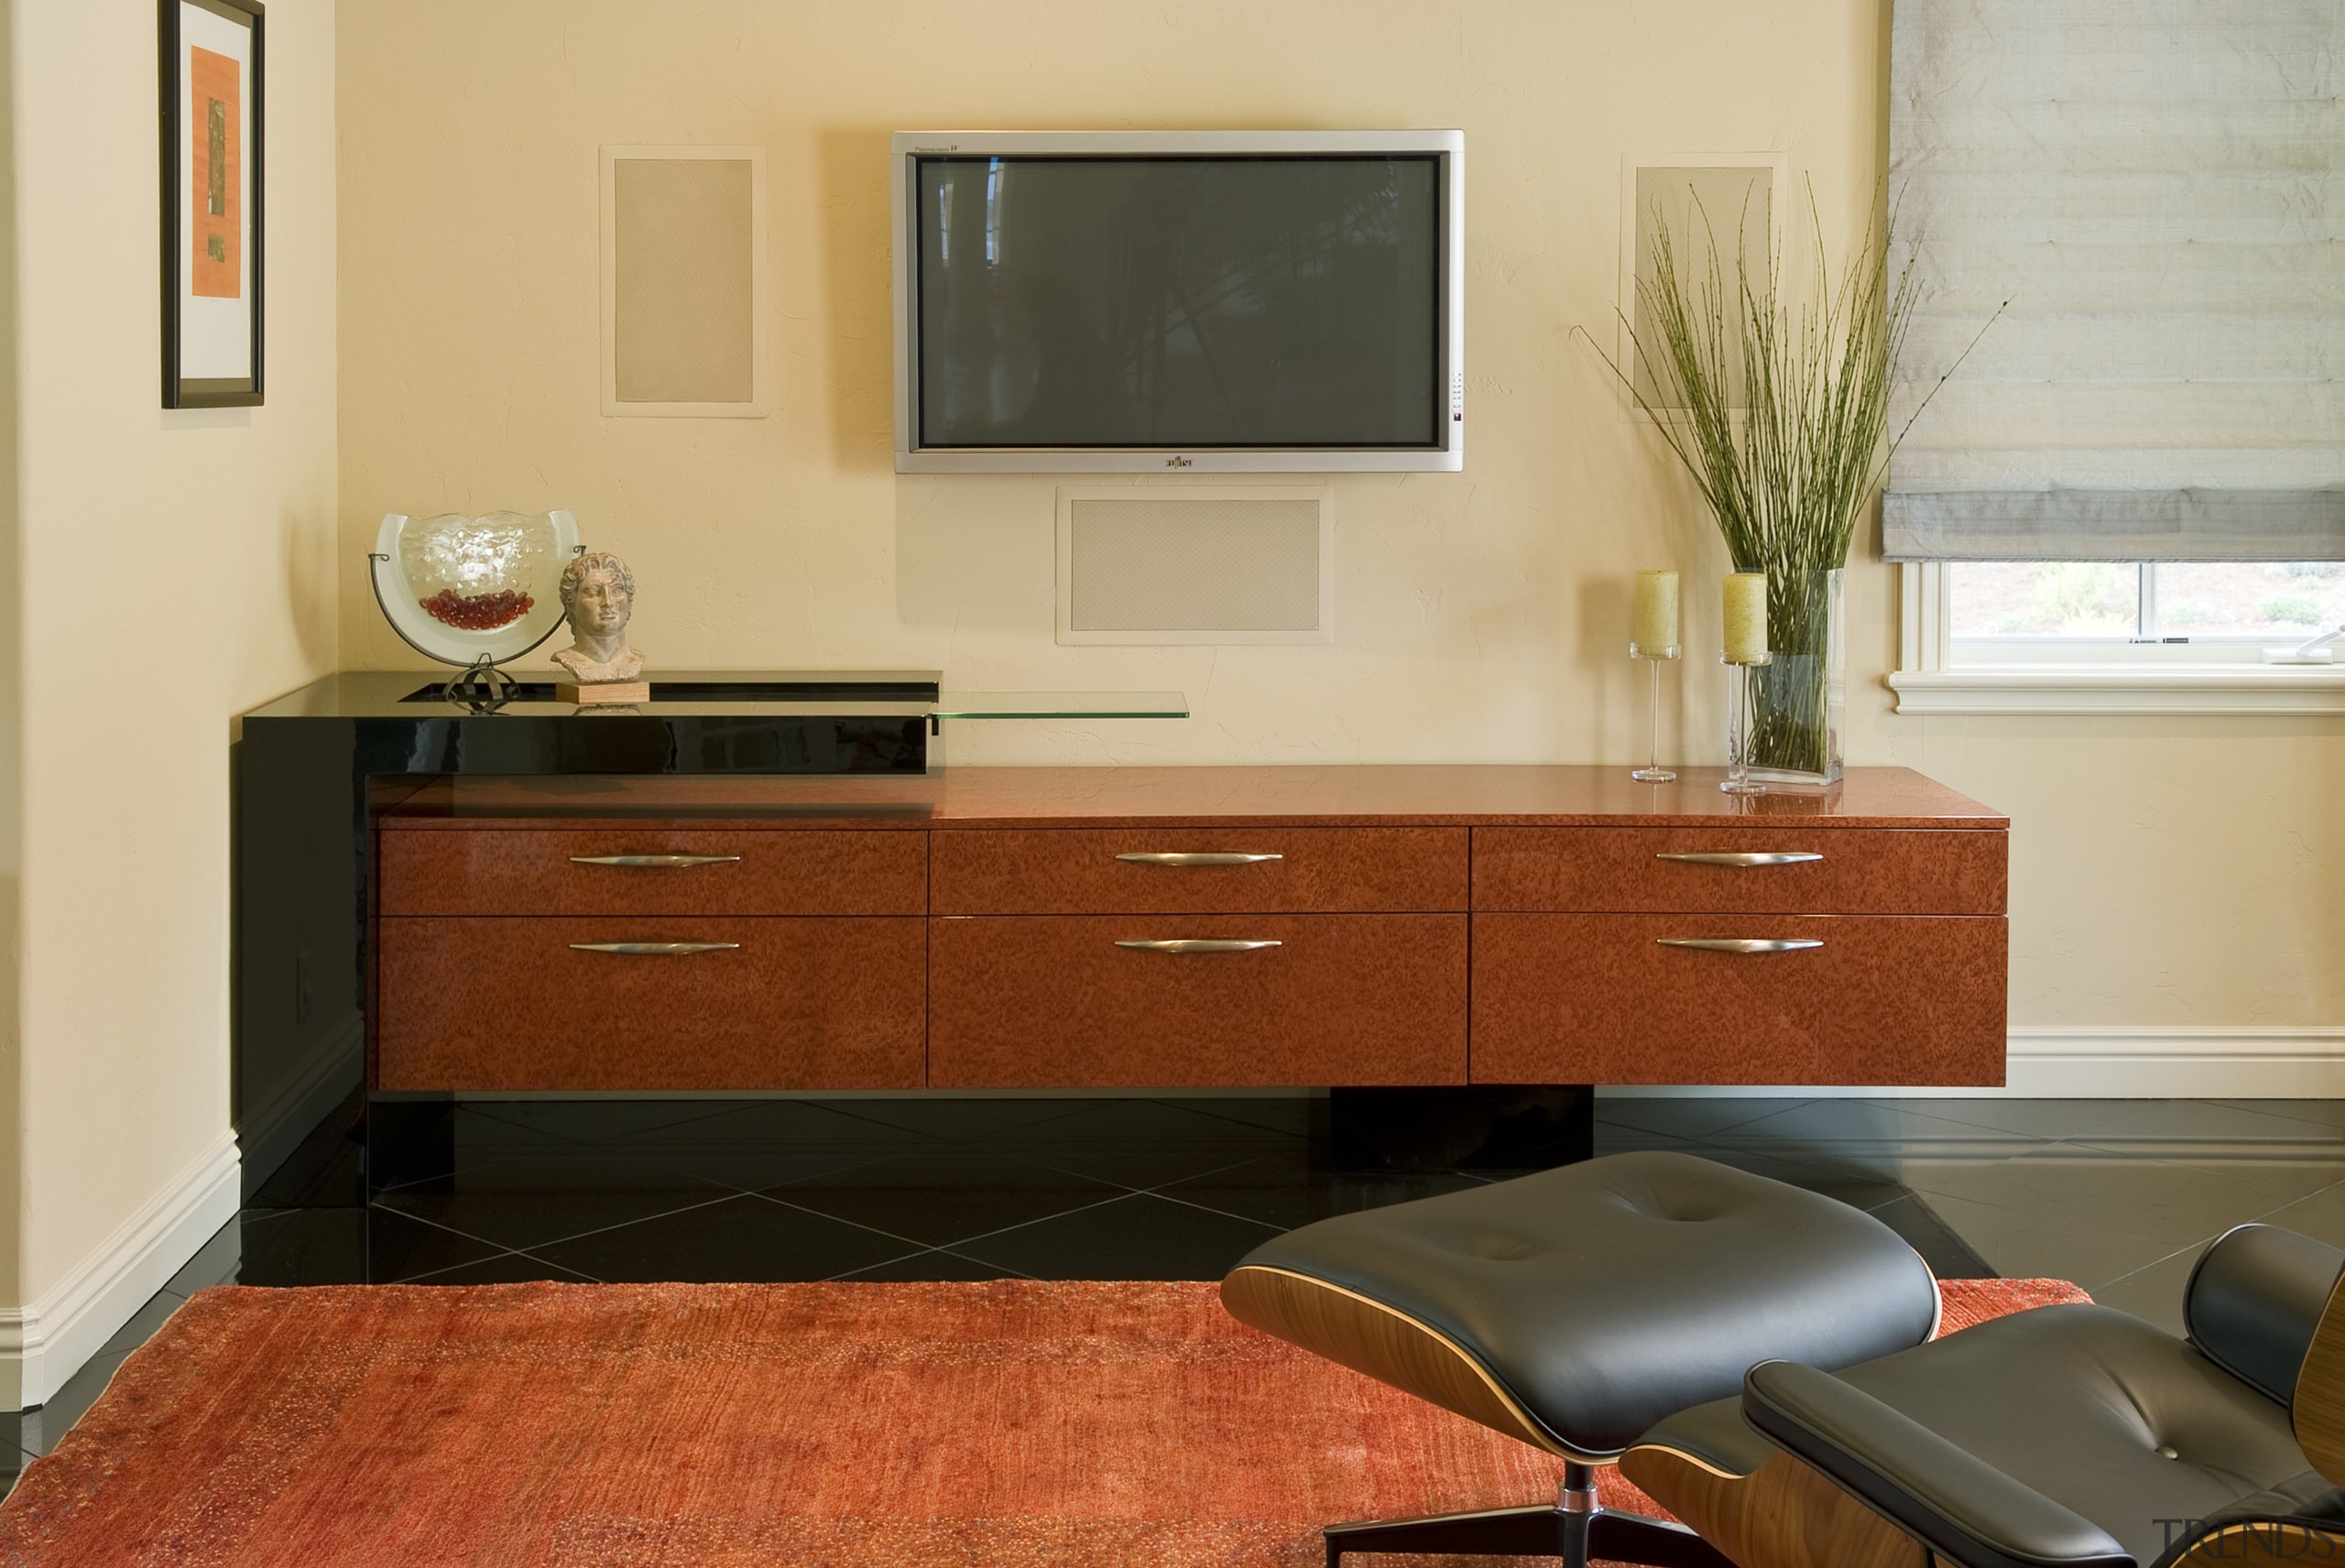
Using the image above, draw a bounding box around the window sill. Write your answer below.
[1888,664,2345,715]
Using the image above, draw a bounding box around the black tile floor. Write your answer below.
[7,1090,2344,1493]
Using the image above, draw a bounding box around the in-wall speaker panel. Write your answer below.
[601,146,765,417]
[1057,486,1333,645]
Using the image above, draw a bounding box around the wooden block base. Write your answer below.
[558,681,649,705]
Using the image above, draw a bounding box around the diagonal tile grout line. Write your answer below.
[822,1246,1041,1283]
[2242,1171,2345,1232]
[991,1146,1274,1196]
[820,1245,939,1281]
[370,1142,747,1201]
[1126,1096,1314,1141]
[857,1189,1151,1258]
[496,1246,612,1284]
[2202,1100,2345,1138]
[751,1144,1124,1200]
[2088,1236,2220,1296]
[1597,1096,1827,1142]
[1143,1188,1313,1235]
[373,1189,752,1260]
[932,1246,1038,1279]
[722,1156,913,1195]
[391,1249,524,1286]
[392,1248,598,1287]
[736,1188,995,1258]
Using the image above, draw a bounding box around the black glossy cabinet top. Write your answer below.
[242,670,940,776]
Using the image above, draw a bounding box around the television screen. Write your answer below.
[912,155,1444,452]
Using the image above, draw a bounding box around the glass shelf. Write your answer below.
[932,691,1189,720]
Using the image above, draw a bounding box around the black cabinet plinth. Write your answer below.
[1325,1085,1595,1171]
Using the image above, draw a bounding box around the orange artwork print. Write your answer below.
[189,45,240,299]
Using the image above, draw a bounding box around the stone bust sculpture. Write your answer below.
[551,550,645,684]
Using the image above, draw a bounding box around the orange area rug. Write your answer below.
[0,1277,2084,1566]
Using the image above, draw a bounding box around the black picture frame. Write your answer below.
[159,0,264,408]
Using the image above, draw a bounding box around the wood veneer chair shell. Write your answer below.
[1618,1443,1930,1568]
[1219,1264,1587,1459]
[2295,1266,2345,1486]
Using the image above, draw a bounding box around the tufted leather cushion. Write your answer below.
[1640,1303,2314,1566]
[1229,1149,1939,1455]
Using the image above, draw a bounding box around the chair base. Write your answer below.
[1325,1499,1733,1567]
[1332,1453,1735,1565]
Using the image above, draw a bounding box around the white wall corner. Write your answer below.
[0,1131,242,1410]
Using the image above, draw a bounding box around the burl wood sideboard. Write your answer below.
[366,767,2008,1094]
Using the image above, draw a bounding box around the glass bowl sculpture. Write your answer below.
[369,509,581,670]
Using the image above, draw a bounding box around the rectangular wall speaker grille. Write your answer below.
[601,146,764,417]
[1057,487,1333,645]
[1617,153,1785,416]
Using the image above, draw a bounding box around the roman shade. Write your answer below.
[1884,1,2345,561]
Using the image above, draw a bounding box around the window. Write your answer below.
[1892,562,2345,714]
[1951,562,2345,648]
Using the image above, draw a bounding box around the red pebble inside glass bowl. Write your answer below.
[420,586,537,630]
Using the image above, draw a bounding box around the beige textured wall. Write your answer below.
[334,0,2340,1039]
[7,0,338,1310]
[1883,722,2343,1029]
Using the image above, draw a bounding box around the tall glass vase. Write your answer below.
[1745,567,1844,789]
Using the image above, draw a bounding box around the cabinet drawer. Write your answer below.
[377,829,926,917]
[930,828,1467,914]
[1470,913,2004,1085]
[1472,827,2005,915]
[928,914,1467,1086]
[375,917,924,1090]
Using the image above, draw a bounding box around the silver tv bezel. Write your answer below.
[890,129,1466,474]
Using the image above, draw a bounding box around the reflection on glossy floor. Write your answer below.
[9,1090,2344,1492]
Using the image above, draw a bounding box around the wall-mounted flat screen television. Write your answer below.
[891,130,1464,474]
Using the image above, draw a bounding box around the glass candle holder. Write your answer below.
[1721,650,1774,795]
[1629,640,1680,782]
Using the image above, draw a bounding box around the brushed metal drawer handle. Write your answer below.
[1654,852,1824,867]
[569,855,744,868]
[1656,938,1825,954]
[1115,852,1284,866]
[1114,938,1284,954]
[569,942,742,956]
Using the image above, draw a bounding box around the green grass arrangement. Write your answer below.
[1596,188,1969,777]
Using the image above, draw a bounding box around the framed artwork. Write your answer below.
[159,0,264,408]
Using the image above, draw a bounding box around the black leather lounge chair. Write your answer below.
[1224,1149,2345,1568]
[1625,1219,2345,1568]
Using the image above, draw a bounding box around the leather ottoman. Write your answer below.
[1221,1149,1943,1566]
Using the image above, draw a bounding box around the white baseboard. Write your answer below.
[0,1129,242,1409]
[1603,1026,2345,1099]
[2002,1026,2345,1098]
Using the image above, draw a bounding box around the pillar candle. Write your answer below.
[1631,570,1680,653]
[1723,572,1770,663]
